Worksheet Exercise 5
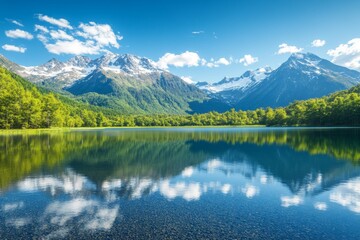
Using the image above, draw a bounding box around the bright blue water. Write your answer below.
[0,127,360,239]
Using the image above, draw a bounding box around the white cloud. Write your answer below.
[260,175,268,184]
[159,180,201,201]
[45,198,119,230]
[192,31,204,34]
[311,39,326,47]
[327,38,360,70]
[181,166,195,177]
[5,29,33,39]
[277,43,303,54]
[6,217,31,228]
[281,195,303,207]
[242,185,259,198]
[37,34,48,43]
[38,14,73,29]
[2,44,26,53]
[221,184,232,194]
[207,159,222,170]
[50,30,74,40]
[35,24,49,33]
[330,178,360,213]
[239,54,258,66]
[216,57,231,65]
[44,39,101,55]
[205,57,232,68]
[11,20,23,27]
[314,202,327,211]
[77,22,120,49]
[2,202,24,212]
[157,51,201,69]
[35,20,122,55]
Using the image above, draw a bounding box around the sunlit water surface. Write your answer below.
[1,127,360,239]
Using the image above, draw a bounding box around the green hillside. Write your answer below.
[0,66,359,129]
[0,67,112,129]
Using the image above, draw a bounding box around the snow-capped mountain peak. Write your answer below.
[39,58,65,71]
[285,52,323,71]
[90,52,119,67]
[16,53,165,86]
[200,67,272,93]
[100,54,163,75]
[66,56,91,68]
[20,57,94,85]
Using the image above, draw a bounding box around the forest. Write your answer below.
[0,66,359,129]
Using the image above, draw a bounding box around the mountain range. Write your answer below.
[0,53,215,114]
[1,52,360,113]
[200,53,360,110]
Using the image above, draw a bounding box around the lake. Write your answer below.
[1,127,360,239]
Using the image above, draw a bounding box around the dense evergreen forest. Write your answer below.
[0,66,359,129]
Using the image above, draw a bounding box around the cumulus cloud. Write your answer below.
[242,185,259,198]
[181,166,195,177]
[34,19,122,55]
[327,38,360,70]
[216,57,231,65]
[277,43,303,54]
[38,14,73,29]
[221,184,232,194]
[44,39,102,55]
[2,44,26,53]
[35,24,49,33]
[329,178,360,213]
[5,29,33,39]
[205,57,232,68]
[207,159,222,170]
[239,54,258,66]
[157,51,202,69]
[50,30,74,40]
[159,180,201,201]
[157,51,234,69]
[281,195,303,207]
[77,22,120,49]
[314,202,327,211]
[311,39,326,47]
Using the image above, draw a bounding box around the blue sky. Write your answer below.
[1,0,360,83]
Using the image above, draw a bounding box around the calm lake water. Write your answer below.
[1,127,360,239]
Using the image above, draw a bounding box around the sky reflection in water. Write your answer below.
[1,127,360,239]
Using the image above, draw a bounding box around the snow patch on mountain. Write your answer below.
[200,67,272,93]
[17,52,165,86]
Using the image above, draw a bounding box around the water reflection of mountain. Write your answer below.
[189,140,360,195]
[1,128,360,198]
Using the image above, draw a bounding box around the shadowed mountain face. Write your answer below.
[65,70,208,114]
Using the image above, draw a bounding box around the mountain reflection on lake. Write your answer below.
[1,127,360,239]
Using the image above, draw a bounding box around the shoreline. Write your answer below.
[1,125,360,135]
